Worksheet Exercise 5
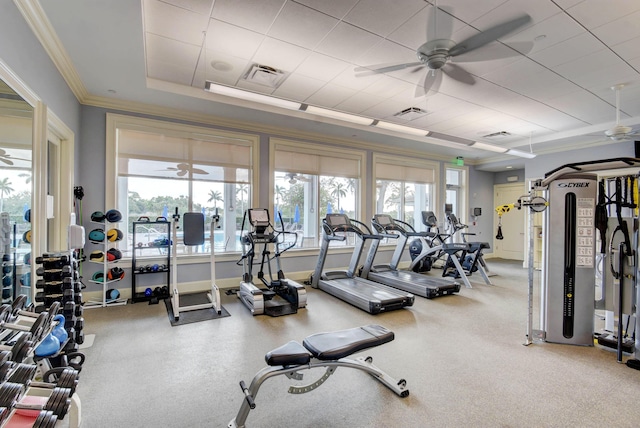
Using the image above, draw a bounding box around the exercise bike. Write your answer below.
[236,208,306,316]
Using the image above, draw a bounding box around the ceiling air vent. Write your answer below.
[482,131,512,138]
[393,107,427,121]
[242,64,288,89]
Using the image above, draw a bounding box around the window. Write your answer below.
[106,114,258,255]
[374,155,438,232]
[271,139,364,248]
[445,166,467,235]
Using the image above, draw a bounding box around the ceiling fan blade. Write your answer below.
[449,14,531,58]
[452,41,534,63]
[442,63,475,86]
[192,168,209,175]
[415,69,443,98]
[0,158,13,166]
[426,5,454,42]
[177,170,188,177]
[355,62,424,77]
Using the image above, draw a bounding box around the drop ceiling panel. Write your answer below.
[361,75,415,99]
[268,2,339,50]
[195,50,248,86]
[146,58,197,86]
[330,66,385,91]
[295,53,350,82]
[343,0,427,37]
[304,82,358,108]
[611,35,640,60]
[144,0,209,45]
[293,0,360,19]
[565,0,640,30]
[361,99,416,119]
[335,91,388,114]
[438,0,509,24]
[251,37,311,72]
[555,50,639,90]
[544,90,617,124]
[273,73,326,101]
[160,0,213,15]
[205,20,264,59]
[315,22,383,62]
[529,32,603,68]
[145,34,201,69]
[591,10,640,47]
[210,0,286,34]
[500,12,585,55]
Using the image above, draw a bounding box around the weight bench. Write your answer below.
[228,324,409,428]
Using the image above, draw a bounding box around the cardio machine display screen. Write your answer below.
[326,214,349,227]
[249,209,269,224]
[374,214,392,225]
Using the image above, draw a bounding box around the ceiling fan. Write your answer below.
[163,162,208,177]
[0,148,29,166]
[604,84,639,141]
[280,172,311,184]
[355,3,532,96]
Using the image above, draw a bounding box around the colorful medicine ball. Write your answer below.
[88,229,105,242]
[105,288,120,301]
[22,230,32,244]
[24,209,31,223]
[89,251,104,262]
[92,271,104,282]
[107,267,125,281]
[91,211,105,223]
[106,228,123,242]
[106,248,122,261]
[105,209,122,223]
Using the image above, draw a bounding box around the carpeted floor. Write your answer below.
[75,260,640,427]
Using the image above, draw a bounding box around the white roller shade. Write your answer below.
[376,161,435,183]
[275,149,359,178]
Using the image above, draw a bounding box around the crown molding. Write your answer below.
[14,0,89,102]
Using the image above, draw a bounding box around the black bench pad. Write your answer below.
[441,243,470,253]
[265,340,311,366]
[468,242,490,252]
[302,325,394,361]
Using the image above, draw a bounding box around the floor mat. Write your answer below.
[164,293,230,326]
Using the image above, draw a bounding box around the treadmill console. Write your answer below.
[422,211,437,228]
[325,213,350,229]
[248,208,271,239]
[373,214,393,226]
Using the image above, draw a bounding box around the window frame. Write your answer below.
[105,113,260,258]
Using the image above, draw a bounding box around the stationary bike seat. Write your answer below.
[302,325,394,361]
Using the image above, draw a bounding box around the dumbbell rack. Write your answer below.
[33,254,85,349]
[131,220,171,303]
[84,215,126,308]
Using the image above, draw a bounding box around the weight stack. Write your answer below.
[543,173,597,345]
[34,252,84,349]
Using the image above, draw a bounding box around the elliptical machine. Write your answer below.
[237,208,306,316]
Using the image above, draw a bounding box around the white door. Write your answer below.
[493,183,525,260]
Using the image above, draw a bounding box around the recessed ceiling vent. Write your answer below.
[482,131,512,138]
[242,64,288,88]
[393,107,428,121]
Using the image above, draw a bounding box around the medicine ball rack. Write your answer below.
[130,219,171,303]
[84,210,126,309]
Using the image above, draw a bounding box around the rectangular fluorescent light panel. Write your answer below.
[205,81,301,110]
[472,141,508,153]
[375,121,430,136]
[305,105,374,126]
[507,149,536,159]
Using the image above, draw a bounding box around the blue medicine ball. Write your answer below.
[88,229,105,242]
[106,288,120,301]
[2,276,11,287]
[105,209,122,223]
[144,288,152,297]
[90,211,105,223]
[20,272,31,287]
[24,209,31,223]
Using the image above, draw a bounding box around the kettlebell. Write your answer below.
[35,333,61,357]
[52,314,69,344]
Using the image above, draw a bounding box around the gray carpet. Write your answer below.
[75,260,640,427]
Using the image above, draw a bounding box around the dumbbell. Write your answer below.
[1,363,78,396]
[0,333,34,363]
[35,254,69,265]
[12,302,60,332]
[0,307,48,342]
[0,382,72,418]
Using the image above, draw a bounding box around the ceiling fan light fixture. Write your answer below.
[507,149,536,159]
[471,141,508,153]
[304,105,374,126]
[204,81,301,110]
[375,121,430,136]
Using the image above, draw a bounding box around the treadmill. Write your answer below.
[311,213,414,314]
[361,214,461,298]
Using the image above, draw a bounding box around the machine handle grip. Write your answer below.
[239,380,256,409]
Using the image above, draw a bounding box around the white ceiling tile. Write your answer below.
[592,10,640,47]
[545,90,616,124]
[315,22,383,62]
[612,36,640,60]
[195,50,248,87]
[500,12,585,55]
[293,0,360,19]
[330,66,385,91]
[361,75,415,99]
[268,2,339,49]
[354,39,420,69]
[304,82,358,108]
[159,0,214,15]
[147,58,197,86]
[361,99,415,119]
[529,32,604,68]
[437,0,508,24]
[144,0,210,45]
[343,0,427,37]
[235,79,277,95]
[554,50,639,90]
[272,73,326,101]
[211,0,286,34]
[566,0,640,30]
[553,0,585,9]
[251,37,311,72]
[145,33,201,68]
[335,91,387,114]
[295,53,350,82]
[205,20,264,60]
